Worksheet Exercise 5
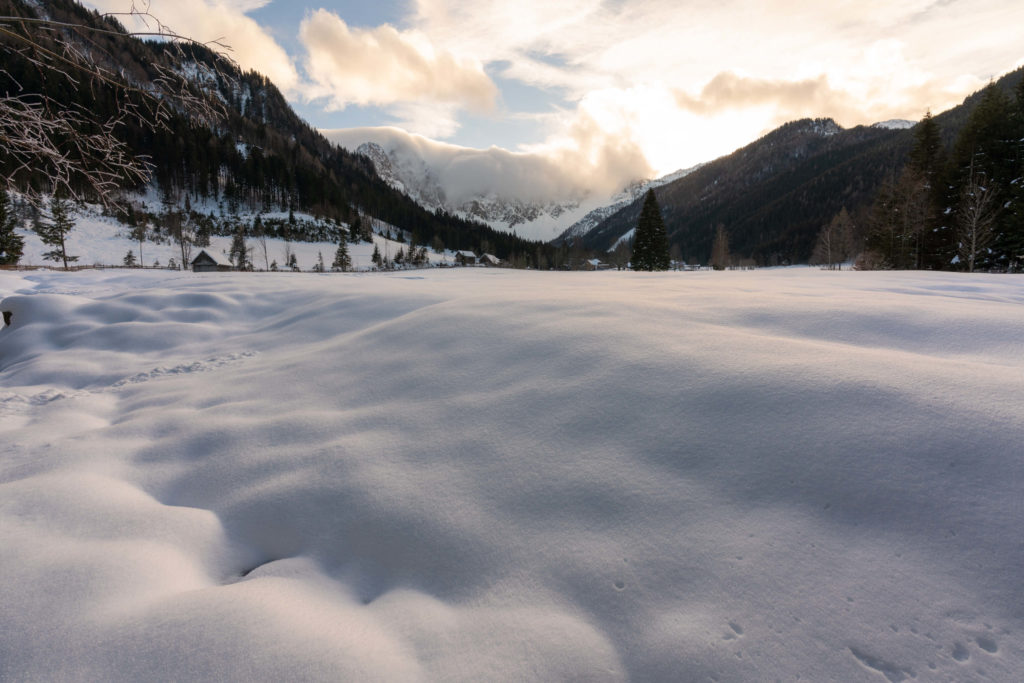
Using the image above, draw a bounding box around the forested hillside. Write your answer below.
[579,68,1024,268]
[0,0,551,263]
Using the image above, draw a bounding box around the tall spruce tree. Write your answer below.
[0,188,25,266]
[37,195,78,270]
[907,112,947,268]
[632,189,670,270]
[332,239,351,271]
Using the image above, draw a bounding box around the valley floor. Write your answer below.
[1,268,1023,681]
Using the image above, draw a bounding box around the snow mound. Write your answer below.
[2,268,1023,681]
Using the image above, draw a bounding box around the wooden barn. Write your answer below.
[191,250,234,272]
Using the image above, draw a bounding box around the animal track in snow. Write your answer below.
[111,351,258,387]
[849,647,916,682]
[0,388,88,415]
[1,353,257,417]
[976,636,998,653]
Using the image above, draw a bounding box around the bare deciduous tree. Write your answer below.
[811,207,856,270]
[957,162,999,273]
[710,224,730,270]
[0,2,229,207]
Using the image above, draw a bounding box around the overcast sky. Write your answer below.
[89,0,1024,192]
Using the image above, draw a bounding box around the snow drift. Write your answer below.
[1,268,1023,681]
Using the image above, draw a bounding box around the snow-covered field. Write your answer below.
[14,206,456,271]
[1,268,1023,681]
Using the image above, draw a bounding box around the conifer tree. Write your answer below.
[332,239,351,271]
[632,189,670,270]
[229,225,248,270]
[36,195,78,270]
[348,215,362,243]
[371,243,383,269]
[0,188,25,266]
[123,250,137,267]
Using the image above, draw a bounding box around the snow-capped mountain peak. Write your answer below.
[872,119,917,130]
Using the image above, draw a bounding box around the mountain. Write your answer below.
[353,140,585,241]
[557,166,701,243]
[872,119,917,130]
[329,128,703,243]
[326,128,615,242]
[575,69,1022,266]
[576,118,910,264]
[0,0,551,264]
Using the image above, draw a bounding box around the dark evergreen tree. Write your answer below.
[0,188,25,265]
[1004,78,1024,270]
[229,225,248,269]
[331,239,351,271]
[631,189,670,270]
[371,243,383,268]
[36,195,78,269]
[123,250,137,267]
[906,112,948,268]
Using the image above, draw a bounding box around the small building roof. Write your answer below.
[481,253,501,264]
[191,249,234,267]
[454,250,477,259]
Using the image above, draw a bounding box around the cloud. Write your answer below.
[386,102,463,140]
[324,124,648,208]
[85,0,300,94]
[299,10,498,115]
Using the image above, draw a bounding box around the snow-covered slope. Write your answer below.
[559,165,700,242]
[325,127,680,243]
[872,119,918,130]
[354,141,587,240]
[3,268,1023,681]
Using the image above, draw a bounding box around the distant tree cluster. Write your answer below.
[1,0,556,269]
[861,78,1024,272]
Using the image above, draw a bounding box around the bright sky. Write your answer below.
[89,0,1024,191]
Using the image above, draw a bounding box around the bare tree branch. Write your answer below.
[0,1,232,208]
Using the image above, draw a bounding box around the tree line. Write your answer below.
[809,77,1024,272]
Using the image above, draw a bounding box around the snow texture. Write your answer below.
[2,268,1024,681]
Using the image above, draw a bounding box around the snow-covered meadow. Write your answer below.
[13,205,456,271]
[1,267,1023,681]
